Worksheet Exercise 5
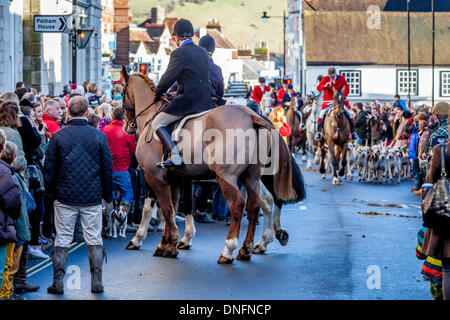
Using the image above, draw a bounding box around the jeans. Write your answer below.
[113,171,134,203]
[412,159,422,187]
[212,184,228,218]
[29,190,43,245]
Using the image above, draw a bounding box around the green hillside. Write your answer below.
[129,0,286,55]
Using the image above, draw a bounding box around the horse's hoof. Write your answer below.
[177,241,191,250]
[162,248,178,258]
[217,255,234,264]
[153,247,165,257]
[236,248,252,261]
[125,241,140,250]
[276,230,289,246]
[252,245,266,254]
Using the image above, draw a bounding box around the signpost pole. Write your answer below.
[72,0,77,85]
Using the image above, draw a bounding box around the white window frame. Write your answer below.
[440,71,450,97]
[339,70,361,96]
[397,69,418,96]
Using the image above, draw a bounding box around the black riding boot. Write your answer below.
[88,245,106,293]
[47,247,68,294]
[315,120,323,141]
[155,127,182,168]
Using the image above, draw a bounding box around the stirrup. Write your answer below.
[315,132,322,141]
[157,153,183,168]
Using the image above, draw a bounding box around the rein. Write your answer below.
[122,81,158,129]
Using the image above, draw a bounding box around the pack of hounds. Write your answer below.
[345,143,411,184]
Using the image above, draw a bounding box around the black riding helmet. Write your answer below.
[173,18,194,38]
[199,34,215,53]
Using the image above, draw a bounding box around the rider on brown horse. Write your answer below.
[152,18,214,168]
[315,67,357,141]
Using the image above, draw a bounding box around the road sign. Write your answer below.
[34,15,67,33]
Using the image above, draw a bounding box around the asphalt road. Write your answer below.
[23,156,431,300]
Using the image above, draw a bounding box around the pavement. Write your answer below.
[23,156,430,300]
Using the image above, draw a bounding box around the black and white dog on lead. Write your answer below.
[108,191,128,238]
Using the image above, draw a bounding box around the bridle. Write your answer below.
[122,81,158,130]
[330,91,347,133]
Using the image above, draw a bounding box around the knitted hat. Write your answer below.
[72,85,85,96]
[432,101,449,116]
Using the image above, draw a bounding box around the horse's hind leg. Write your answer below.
[237,166,261,261]
[126,197,157,250]
[253,181,274,254]
[273,201,288,246]
[178,181,195,250]
[217,177,245,264]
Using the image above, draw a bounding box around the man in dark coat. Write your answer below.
[152,18,213,168]
[44,96,113,295]
[354,102,369,145]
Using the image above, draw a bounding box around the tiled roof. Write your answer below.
[206,29,235,49]
[129,29,154,43]
[303,0,450,11]
[305,11,450,66]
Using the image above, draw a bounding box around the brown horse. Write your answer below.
[285,98,306,155]
[120,67,297,264]
[318,87,350,185]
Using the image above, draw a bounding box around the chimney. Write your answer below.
[151,7,157,24]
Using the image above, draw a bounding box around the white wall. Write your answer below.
[213,48,243,84]
[0,0,23,93]
[306,65,450,105]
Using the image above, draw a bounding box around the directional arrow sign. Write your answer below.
[34,15,67,33]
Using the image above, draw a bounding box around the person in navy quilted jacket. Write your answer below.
[44,96,113,295]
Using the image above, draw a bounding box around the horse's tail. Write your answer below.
[245,112,297,202]
[285,154,306,203]
[272,133,297,201]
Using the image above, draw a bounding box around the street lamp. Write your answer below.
[71,0,94,84]
[261,10,286,78]
[77,27,94,49]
